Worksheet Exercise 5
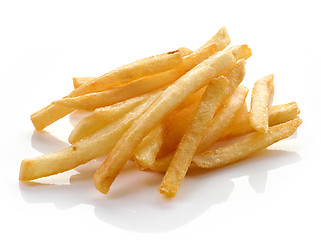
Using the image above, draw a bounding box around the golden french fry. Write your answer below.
[73,77,95,89]
[19,93,160,181]
[71,50,185,96]
[54,44,217,110]
[134,123,164,169]
[159,76,229,197]
[93,50,237,194]
[250,74,274,132]
[198,26,231,51]
[223,102,300,138]
[197,85,249,153]
[68,93,151,143]
[193,118,302,168]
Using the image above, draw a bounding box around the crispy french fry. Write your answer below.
[223,102,300,138]
[68,93,152,143]
[250,74,274,132]
[197,85,249,153]
[93,50,237,194]
[73,77,95,89]
[134,123,164,170]
[19,93,160,181]
[54,44,217,110]
[159,76,229,197]
[198,26,231,51]
[193,118,302,168]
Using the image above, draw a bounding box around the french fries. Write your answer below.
[31,50,184,131]
[20,27,302,199]
[193,118,302,168]
[250,74,274,132]
[93,51,237,194]
[159,76,229,197]
[53,44,217,110]
[19,93,160,181]
[223,102,300,138]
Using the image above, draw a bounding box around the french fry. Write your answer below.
[198,26,231,51]
[197,85,249,153]
[159,76,229,197]
[73,77,95,89]
[54,44,217,110]
[223,102,300,138]
[193,118,302,168]
[19,93,160,181]
[133,123,164,170]
[93,50,237,194]
[228,45,252,61]
[68,92,152,143]
[250,74,274,132]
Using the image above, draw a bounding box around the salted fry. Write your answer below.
[68,93,151,143]
[197,85,249,153]
[228,45,252,60]
[250,74,274,132]
[54,44,217,110]
[223,102,300,138]
[19,93,160,181]
[93,51,236,194]
[159,76,229,197]
[73,77,95,89]
[134,123,164,170]
[193,118,302,168]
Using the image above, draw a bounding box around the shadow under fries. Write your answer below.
[31,130,69,154]
[19,149,300,233]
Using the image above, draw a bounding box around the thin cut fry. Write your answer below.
[193,118,302,168]
[54,44,217,110]
[134,123,164,170]
[198,26,231,51]
[250,74,274,132]
[19,93,160,181]
[197,85,249,153]
[68,93,152,143]
[93,50,236,194]
[223,102,300,138]
[159,76,229,197]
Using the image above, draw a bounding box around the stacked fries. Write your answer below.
[19,27,302,197]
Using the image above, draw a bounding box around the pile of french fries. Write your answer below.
[19,27,302,197]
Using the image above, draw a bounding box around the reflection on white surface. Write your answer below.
[19,134,301,233]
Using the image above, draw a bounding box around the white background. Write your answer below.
[1,0,320,239]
